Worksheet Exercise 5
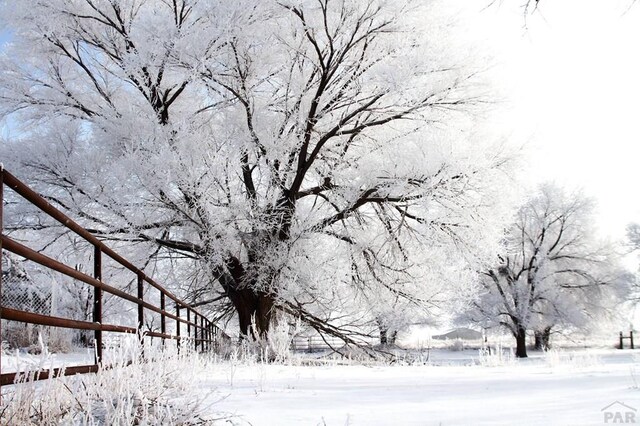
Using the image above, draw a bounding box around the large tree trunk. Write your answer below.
[215,203,293,339]
[230,287,274,339]
[515,325,528,358]
[534,326,552,351]
[227,287,275,338]
[255,293,275,335]
[219,256,276,339]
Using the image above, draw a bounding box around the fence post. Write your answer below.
[200,316,205,352]
[213,325,218,351]
[137,274,144,350]
[199,316,203,352]
[207,320,211,352]
[194,313,199,352]
[620,331,624,350]
[208,323,212,352]
[0,168,4,392]
[176,305,181,352]
[631,331,635,350]
[200,317,209,352]
[187,308,191,349]
[202,319,206,352]
[203,320,208,352]
[93,246,103,364]
[160,293,166,346]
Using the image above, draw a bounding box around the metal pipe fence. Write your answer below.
[0,167,230,387]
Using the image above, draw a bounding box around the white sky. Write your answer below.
[2,2,640,240]
[455,0,640,240]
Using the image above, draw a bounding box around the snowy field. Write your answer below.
[2,346,639,425]
[201,349,639,425]
[195,350,640,425]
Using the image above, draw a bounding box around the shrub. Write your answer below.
[477,343,515,367]
[0,339,226,425]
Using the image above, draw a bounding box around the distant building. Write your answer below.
[432,328,482,340]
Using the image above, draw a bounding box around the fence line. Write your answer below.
[0,167,230,387]
[619,331,635,350]
[291,335,347,353]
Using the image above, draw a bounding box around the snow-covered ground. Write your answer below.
[2,347,639,425]
[200,349,639,425]
[2,348,95,373]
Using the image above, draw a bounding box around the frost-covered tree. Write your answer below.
[624,223,640,304]
[466,184,626,357]
[1,0,512,341]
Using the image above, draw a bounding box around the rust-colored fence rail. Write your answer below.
[0,167,230,387]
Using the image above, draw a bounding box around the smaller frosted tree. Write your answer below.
[466,184,627,357]
[625,223,640,303]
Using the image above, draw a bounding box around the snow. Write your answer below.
[199,349,639,425]
[2,349,95,374]
[2,347,639,425]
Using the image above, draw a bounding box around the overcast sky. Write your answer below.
[2,1,639,240]
[456,0,640,240]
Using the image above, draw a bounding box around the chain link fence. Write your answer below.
[2,251,93,351]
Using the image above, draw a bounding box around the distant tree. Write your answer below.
[533,326,552,351]
[466,184,627,357]
[627,223,640,251]
[625,223,640,304]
